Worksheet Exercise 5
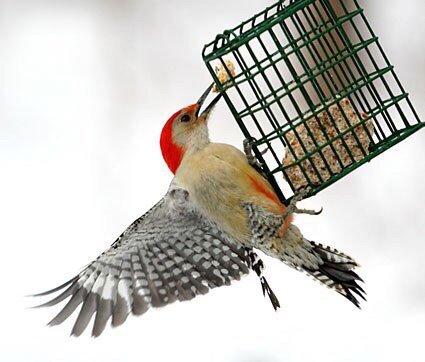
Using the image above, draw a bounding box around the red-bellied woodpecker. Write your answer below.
[33,85,365,337]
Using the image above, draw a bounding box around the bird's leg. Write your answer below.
[278,188,323,237]
[245,248,280,311]
[243,139,268,170]
[283,188,323,219]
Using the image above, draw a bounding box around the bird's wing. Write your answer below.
[33,185,249,337]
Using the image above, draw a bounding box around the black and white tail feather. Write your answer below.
[245,203,366,308]
[305,241,366,308]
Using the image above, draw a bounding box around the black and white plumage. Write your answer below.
[33,185,249,337]
[33,86,367,337]
[245,248,281,310]
[34,184,365,337]
[245,203,366,308]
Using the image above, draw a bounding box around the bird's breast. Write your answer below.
[174,143,285,245]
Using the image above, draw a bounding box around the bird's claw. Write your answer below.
[293,206,323,216]
[259,147,269,156]
[283,187,323,219]
[243,138,268,170]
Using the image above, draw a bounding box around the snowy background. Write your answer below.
[1,1,424,361]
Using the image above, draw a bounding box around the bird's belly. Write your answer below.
[190,175,253,246]
[175,144,285,246]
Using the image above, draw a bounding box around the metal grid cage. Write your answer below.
[202,0,424,204]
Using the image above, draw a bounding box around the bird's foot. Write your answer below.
[245,248,280,311]
[283,187,323,219]
[243,138,268,170]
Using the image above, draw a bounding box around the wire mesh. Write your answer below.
[202,0,424,204]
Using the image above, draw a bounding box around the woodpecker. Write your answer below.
[33,85,365,337]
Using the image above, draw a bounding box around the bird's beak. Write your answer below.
[195,83,222,120]
[200,93,222,120]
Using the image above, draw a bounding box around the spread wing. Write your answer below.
[33,186,249,337]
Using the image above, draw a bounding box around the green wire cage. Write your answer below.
[202,0,424,204]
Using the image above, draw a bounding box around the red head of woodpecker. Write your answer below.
[160,84,221,174]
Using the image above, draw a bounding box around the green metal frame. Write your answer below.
[202,0,424,205]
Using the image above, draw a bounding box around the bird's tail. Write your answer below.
[304,241,366,308]
[244,203,366,307]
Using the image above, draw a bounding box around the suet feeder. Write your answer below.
[202,0,424,204]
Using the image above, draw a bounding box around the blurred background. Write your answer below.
[0,1,424,361]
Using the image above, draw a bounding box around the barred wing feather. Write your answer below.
[33,187,249,337]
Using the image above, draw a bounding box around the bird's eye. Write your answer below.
[180,114,190,123]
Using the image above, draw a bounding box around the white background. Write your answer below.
[1,1,424,361]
